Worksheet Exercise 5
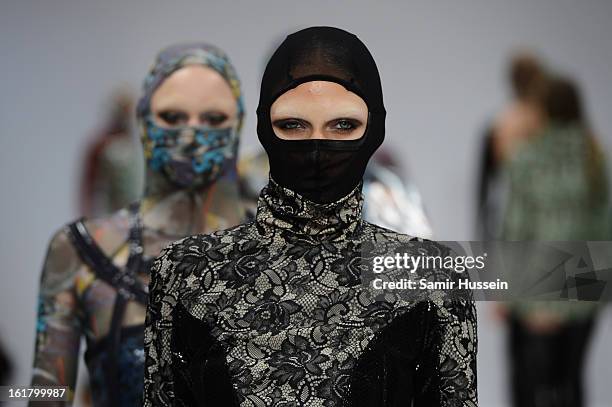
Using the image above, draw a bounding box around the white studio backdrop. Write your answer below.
[1,1,611,406]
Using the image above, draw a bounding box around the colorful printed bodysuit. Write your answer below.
[31,203,151,406]
[31,41,247,407]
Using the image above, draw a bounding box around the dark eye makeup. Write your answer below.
[329,118,362,132]
[272,118,363,135]
[157,110,189,126]
[272,119,309,132]
[201,111,229,127]
[155,110,230,128]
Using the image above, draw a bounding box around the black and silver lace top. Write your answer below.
[143,180,478,406]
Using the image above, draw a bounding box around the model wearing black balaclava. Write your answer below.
[257,26,386,203]
[143,27,478,407]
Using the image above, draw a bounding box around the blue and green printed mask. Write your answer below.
[143,116,237,189]
[136,43,245,190]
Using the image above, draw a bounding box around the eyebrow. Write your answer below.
[153,107,232,115]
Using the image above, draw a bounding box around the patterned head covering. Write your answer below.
[137,42,244,119]
[136,43,245,189]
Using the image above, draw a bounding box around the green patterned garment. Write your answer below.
[502,124,610,320]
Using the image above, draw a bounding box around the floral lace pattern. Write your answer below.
[143,180,477,406]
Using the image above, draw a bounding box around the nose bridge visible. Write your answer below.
[187,114,200,127]
[178,127,197,146]
[311,128,325,140]
[311,119,326,140]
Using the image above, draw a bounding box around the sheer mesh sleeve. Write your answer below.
[30,228,84,406]
[143,243,183,407]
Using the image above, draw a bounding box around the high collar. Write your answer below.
[255,177,363,240]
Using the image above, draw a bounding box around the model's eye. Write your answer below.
[201,112,229,127]
[273,119,307,131]
[330,119,362,132]
[157,111,188,126]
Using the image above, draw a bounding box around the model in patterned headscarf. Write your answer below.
[30,43,247,407]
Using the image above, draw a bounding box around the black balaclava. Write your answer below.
[257,26,386,204]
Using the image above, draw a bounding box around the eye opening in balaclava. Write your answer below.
[257,27,386,204]
[137,43,244,190]
[269,78,371,147]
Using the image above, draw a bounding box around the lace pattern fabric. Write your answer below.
[143,180,477,406]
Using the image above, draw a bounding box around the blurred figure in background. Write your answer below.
[500,76,609,407]
[79,89,143,217]
[0,336,13,385]
[30,43,247,407]
[238,148,434,238]
[362,149,434,238]
[476,51,547,239]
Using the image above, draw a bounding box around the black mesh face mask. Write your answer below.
[257,26,386,204]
